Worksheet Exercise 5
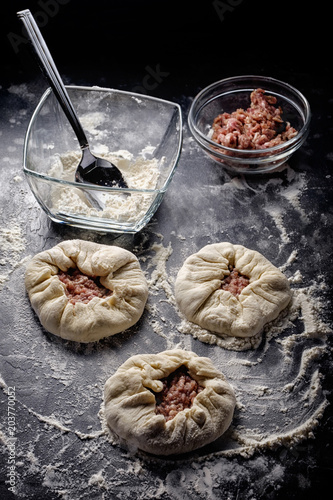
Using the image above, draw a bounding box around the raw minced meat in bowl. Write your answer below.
[188,75,311,174]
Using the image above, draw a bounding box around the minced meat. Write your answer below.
[58,268,112,305]
[211,88,298,150]
[154,366,203,421]
[221,266,250,296]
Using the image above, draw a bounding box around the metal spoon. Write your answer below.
[17,9,127,207]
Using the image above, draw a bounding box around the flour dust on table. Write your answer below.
[0,88,331,498]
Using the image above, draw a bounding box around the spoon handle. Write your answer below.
[17,9,89,149]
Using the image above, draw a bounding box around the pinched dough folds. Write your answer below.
[103,349,236,455]
[175,242,291,338]
[25,239,148,342]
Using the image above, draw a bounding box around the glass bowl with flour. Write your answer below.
[23,86,182,233]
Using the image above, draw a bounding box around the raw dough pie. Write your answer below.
[175,242,291,338]
[103,349,236,456]
[25,239,148,342]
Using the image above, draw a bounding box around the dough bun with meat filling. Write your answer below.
[175,242,291,338]
[25,239,148,342]
[103,349,236,456]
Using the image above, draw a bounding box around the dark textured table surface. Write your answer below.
[0,1,332,499]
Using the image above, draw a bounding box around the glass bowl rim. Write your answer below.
[23,84,183,194]
[188,75,311,157]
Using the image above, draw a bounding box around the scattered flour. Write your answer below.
[279,249,298,272]
[281,173,309,223]
[0,134,331,499]
[0,221,27,290]
[88,470,108,490]
[146,240,174,301]
[7,83,36,102]
[96,239,331,465]
[0,226,331,498]
[0,222,26,258]
[264,204,291,243]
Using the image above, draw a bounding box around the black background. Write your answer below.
[2,0,329,96]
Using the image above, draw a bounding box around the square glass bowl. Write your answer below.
[188,75,311,174]
[23,86,182,233]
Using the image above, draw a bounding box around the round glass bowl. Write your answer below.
[23,86,182,233]
[188,75,311,174]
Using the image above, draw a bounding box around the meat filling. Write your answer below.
[58,268,112,305]
[211,88,298,150]
[221,266,250,296]
[154,366,203,421]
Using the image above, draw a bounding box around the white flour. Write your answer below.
[0,221,27,291]
[48,149,160,222]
